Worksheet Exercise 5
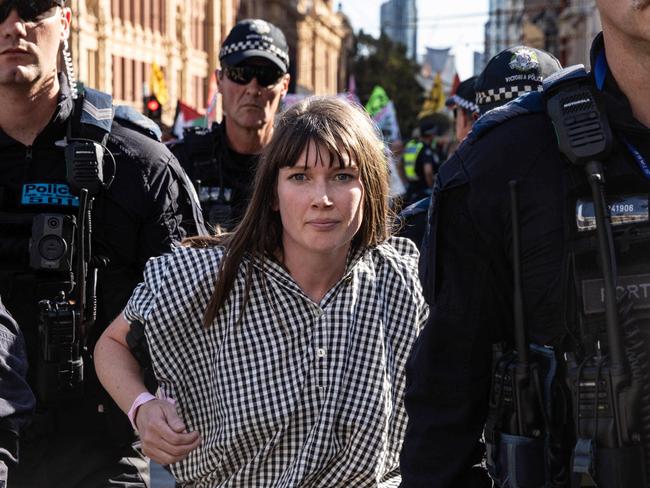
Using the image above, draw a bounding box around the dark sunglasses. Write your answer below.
[0,0,63,24]
[223,65,284,87]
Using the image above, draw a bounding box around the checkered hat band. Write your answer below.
[220,39,289,66]
[452,95,479,114]
[476,84,543,105]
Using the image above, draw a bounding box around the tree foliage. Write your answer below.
[352,31,423,139]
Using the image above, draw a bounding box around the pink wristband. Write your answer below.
[127,392,156,430]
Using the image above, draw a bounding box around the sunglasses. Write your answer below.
[223,65,284,87]
[0,0,63,24]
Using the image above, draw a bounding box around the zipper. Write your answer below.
[25,145,33,162]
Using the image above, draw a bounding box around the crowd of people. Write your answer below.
[1,0,650,487]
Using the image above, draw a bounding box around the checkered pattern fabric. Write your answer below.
[449,94,479,114]
[219,39,290,69]
[476,84,543,106]
[123,237,427,488]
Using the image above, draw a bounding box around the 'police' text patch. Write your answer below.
[21,183,80,207]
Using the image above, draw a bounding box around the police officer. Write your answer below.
[172,19,291,231]
[474,45,562,116]
[447,76,479,144]
[400,119,439,206]
[396,77,479,251]
[0,297,34,488]
[401,2,650,487]
[396,49,560,252]
[0,2,204,486]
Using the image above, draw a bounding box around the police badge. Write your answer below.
[508,47,540,72]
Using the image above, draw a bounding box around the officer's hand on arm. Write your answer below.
[134,398,201,465]
[94,314,202,465]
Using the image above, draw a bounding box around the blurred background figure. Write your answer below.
[446,75,479,152]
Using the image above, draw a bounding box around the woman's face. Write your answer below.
[275,142,364,262]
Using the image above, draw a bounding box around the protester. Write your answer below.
[172,18,290,231]
[401,2,650,486]
[0,297,35,488]
[0,2,205,486]
[95,96,428,488]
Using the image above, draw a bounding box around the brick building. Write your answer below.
[67,0,352,126]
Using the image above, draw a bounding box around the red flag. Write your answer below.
[451,73,461,95]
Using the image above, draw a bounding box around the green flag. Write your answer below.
[365,85,390,117]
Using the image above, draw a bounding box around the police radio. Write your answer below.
[485,181,555,488]
[546,66,648,486]
[65,140,105,196]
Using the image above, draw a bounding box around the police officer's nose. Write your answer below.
[1,9,27,39]
[245,78,263,96]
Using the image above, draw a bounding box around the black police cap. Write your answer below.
[475,46,561,114]
[446,76,479,114]
[219,19,290,73]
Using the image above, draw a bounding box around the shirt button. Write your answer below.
[314,308,323,318]
[317,347,326,358]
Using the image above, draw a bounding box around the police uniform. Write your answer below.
[402,138,437,205]
[0,75,205,487]
[171,122,258,231]
[401,34,650,487]
[0,297,35,487]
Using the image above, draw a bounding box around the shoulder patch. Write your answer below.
[469,91,545,142]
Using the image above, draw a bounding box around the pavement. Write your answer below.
[151,461,176,488]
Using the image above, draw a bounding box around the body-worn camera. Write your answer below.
[29,213,76,272]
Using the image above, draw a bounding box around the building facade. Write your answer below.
[379,0,417,61]
[237,0,353,95]
[483,0,599,69]
[558,0,601,69]
[68,0,240,125]
[68,0,351,126]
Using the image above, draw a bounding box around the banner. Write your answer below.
[419,73,445,119]
[150,63,169,106]
[365,85,390,117]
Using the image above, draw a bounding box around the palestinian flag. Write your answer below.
[172,101,205,140]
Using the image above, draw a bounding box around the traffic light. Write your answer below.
[143,94,162,124]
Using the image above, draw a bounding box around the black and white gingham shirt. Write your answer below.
[124,237,427,487]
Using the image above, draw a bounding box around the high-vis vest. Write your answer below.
[402,139,423,182]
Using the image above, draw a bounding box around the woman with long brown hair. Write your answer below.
[95,96,427,487]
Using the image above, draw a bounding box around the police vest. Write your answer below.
[473,61,650,487]
[403,139,423,181]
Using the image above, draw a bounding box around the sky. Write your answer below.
[340,0,490,79]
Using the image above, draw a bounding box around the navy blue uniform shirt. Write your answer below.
[400,34,650,487]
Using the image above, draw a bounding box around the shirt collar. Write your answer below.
[248,245,369,306]
[590,32,650,134]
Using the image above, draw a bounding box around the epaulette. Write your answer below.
[113,105,162,141]
[468,91,545,142]
[399,197,430,220]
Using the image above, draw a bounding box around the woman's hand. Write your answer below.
[135,399,202,465]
